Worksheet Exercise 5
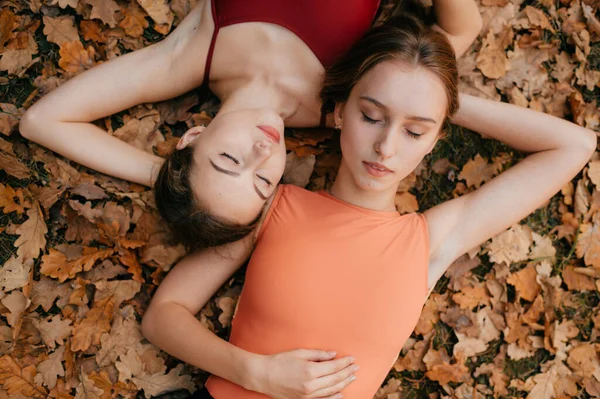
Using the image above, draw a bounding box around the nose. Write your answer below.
[374,129,396,159]
[249,139,272,166]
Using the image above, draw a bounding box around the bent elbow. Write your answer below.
[580,127,597,159]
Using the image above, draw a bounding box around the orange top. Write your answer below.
[205,185,429,398]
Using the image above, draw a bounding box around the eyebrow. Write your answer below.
[209,160,268,201]
[359,96,438,124]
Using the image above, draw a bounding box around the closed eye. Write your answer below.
[257,175,272,186]
[406,129,422,139]
[220,152,239,164]
[361,112,380,124]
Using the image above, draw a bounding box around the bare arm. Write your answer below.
[142,232,358,397]
[424,94,596,289]
[431,0,483,58]
[20,2,212,186]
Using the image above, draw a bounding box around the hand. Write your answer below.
[250,349,358,399]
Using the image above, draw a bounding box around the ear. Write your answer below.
[176,126,205,150]
[333,102,346,128]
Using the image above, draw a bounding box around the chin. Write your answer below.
[354,175,389,192]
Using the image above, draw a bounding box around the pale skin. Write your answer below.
[20,0,483,225]
[142,61,596,398]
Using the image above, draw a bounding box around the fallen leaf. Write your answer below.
[14,204,47,263]
[507,265,541,302]
[0,256,32,292]
[58,41,95,74]
[40,247,113,283]
[70,296,114,352]
[0,356,47,398]
[83,0,120,28]
[34,346,65,389]
[32,315,72,349]
[42,16,79,46]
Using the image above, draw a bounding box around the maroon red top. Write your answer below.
[203,0,382,83]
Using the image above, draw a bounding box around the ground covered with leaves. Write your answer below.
[1,0,600,398]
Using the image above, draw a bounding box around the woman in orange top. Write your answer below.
[142,8,597,399]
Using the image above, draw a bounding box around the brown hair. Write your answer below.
[153,145,261,252]
[321,0,459,129]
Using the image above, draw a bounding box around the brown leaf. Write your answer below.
[444,255,481,291]
[0,256,31,292]
[425,353,471,385]
[458,154,500,188]
[0,33,38,75]
[576,213,600,268]
[0,356,47,398]
[32,314,72,349]
[394,192,418,214]
[74,372,104,399]
[562,265,596,291]
[525,6,555,32]
[40,247,113,283]
[71,296,115,352]
[33,346,65,389]
[58,41,96,74]
[0,9,18,50]
[136,0,174,31]
[14,204,47,262]
[507,265,541,302]
[83,0,120,28]
[0,150,31,180]
[131,364,194,398]
[487,224,533,265]
[0,103,23,136]
[48,379,74,399]
[283,153,316,188]
[0,184,27,214]
[96,308,143,367]
[118,1,149,38]
[42,16,79,46]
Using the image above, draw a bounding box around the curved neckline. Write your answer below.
[318,190,402,219]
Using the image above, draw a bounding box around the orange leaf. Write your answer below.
[118,2,149,38]
[41,247,113,282]
[119,249,144,283]
[58,40,95,74]
[15,203,47,262]
[507,265,541,302]
[0,356,47,398]
[71,296,115,352]
[0,183,26,214]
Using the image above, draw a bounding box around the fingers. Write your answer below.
[309,363,358,397]
[310,355,355,377]
[291,349,337,362]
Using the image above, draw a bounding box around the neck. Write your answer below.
[218,78,296,120]
[330,161,398,212]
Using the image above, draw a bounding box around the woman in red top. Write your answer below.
[142,7,596,399]
[20,0,482,252]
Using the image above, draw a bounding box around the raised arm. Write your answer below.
[19,1,212,186]
[142,235,358,398]
[425,94,596,289]
[431,0,483,58]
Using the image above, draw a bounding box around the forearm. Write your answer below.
[142,302,261,390]
[451,93,596,154]
[20,118,163,186]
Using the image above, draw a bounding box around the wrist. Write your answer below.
[239,352,267,392]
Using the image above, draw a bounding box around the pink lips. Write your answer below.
[258,125,281,144]
[363,161,393,177]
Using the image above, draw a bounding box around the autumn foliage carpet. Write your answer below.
[1,0,600,398]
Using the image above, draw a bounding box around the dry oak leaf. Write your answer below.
[0,256,31,292]
[576,212,600,268]
[476,46,509,80]
[0,147,31,180]
[425,353,471,385]
[137,0,174,30]
[589,160,600,189]
[1,290,30,328]
[283,152,316,188]
[394,192,419,214]
[96,309,143,367]
[487,224,533,265]
[507,265,541,302]
[132,364,194,398]
[0,33,38,75]
[444,255,481,291]
[74,372,104,399]
[58,41,96,74]
[567,343,600,380]
[552,319,580,361]
[452,284,490,309]
[14,204,47,262]
[459,154,500,188]
[48,379,74,399]
[0,356,47,398]
[529,232,556,262]
[0,8,18,49]
[527,365,557,399]
[31,276,69,312]
[71,296,115,352]
[562,265,596,291]
[94,279,141,309]
[0,184,27,214]
[0,103,22,136]
[32,314,72,350]
[42,16,79,46]
[525,6,555,32]
[83,0,120,27]
[40,247,113,283]
[118,1,149,37]
[33,346,65,390]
